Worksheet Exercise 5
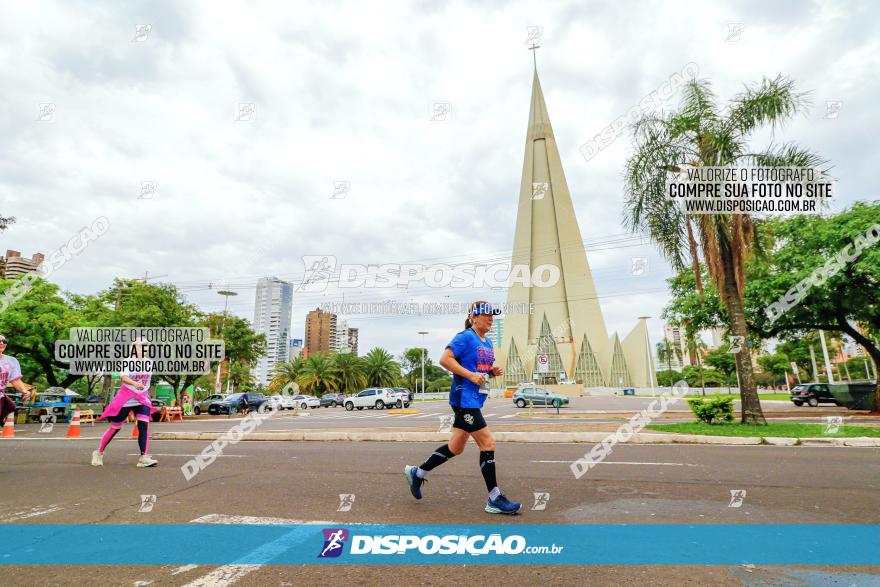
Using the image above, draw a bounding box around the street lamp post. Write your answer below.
[216,290,238,393]
[418,331,428,397]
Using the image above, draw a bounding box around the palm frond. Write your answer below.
[725,75,811,137]
[741,142,830,171]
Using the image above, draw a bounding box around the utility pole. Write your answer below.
[819,330,834,384]
[215,290,238,393]
[663,332,673,390]
[810,345,820,382]
[418,331,428,396]
[638,317,655,397]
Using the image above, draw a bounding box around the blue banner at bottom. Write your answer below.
[2,524,878,565]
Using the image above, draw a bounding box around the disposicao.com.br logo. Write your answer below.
[318,528,563,557]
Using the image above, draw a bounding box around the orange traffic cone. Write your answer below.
[1,413,15,438]
[130,422,139,439]
[66,408,81,438]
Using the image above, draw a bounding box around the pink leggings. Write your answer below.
[99,413,149,455]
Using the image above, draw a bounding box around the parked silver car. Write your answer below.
[194,393,227,415]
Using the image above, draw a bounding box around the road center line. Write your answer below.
[530,460,691,466]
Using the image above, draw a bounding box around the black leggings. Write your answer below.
[105,404,150,454]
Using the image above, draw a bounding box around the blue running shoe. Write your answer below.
[485,494,521,515]
[404,465,425,499]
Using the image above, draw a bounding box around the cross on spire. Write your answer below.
[528,43,540,71]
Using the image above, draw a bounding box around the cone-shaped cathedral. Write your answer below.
[496,66,653,390]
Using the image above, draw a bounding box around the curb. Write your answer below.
[148,430,880,446]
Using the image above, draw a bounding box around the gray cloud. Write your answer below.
[1,0,876,362]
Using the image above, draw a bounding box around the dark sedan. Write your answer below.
[208,392,267,415]
[320,393,345,408]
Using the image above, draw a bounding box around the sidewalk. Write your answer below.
[148,424,880,447]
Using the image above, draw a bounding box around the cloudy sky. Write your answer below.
[1,0,877,362]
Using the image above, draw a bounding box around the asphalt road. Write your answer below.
[10,397,862,439]
[2,437,879,586]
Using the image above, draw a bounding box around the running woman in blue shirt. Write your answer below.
[404,301,521,514]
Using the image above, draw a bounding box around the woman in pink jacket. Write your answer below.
[92,341,159,468]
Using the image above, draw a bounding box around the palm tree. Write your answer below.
[362,348,401,387]
[334,352,367,394]
[297,353,339,395]
[269,356,304,393]
[225,361,254,393]
[624,75,825,424]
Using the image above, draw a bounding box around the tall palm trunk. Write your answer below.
[720,249,766,424]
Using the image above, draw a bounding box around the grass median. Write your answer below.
[646,422,880,438]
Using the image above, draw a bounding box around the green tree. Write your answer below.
[400,347,433,391]
[625,75,825,423]
[686,365,727,388]
[757,352,792,387]
[705,345,737,391]
[776,334,820,381]
[224,361,254,392]
[334,352,366,394]
[298,352,339,395]
[426,376,452,392]
[269,356,304,392]
[656,368,684,387]
[206,313,266,366]
[205,313,266,396]
[746,202,880,409]
[362,348,400,387]
[0,277,83,389]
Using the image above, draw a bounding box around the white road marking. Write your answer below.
[171,565,199,575]
[0,505,63,521]
[416,413,440,418]
[184,514,361,587]
[500,414,517,419]
[182,565,260,587]
[126,453,247,458]
[190,514,344,525]
[531,460,693,466]
[483,413,496,417]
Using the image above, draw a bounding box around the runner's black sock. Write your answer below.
[479,450,497,493]
[418,444,455,475]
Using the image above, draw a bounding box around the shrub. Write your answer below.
[686,396,735,424]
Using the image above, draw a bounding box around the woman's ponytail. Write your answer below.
[464,318,472,330]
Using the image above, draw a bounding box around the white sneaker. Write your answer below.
[91,450,104,467]
[137,455,158,468]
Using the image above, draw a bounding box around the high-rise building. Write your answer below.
[487,318,503,350]
[289,338,304,360]
[330,319,359,355]
[662,323,691,370]
[305,308,337,355]
[346,327,359,356]
[1,250,45,279]
[252,277,293,386]
[496,65,653,389]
